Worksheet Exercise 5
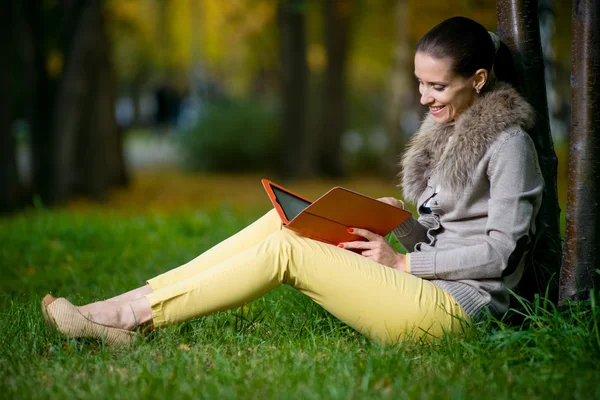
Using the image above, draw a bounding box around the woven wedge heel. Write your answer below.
[41,295,136,349]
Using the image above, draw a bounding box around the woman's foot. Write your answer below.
[78,301,139,331]
[41,295,137,348]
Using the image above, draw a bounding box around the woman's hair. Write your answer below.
[416,16,520,91]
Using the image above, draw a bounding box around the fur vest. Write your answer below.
[399,83,535,204]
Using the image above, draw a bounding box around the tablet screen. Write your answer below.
[272,186,311,221]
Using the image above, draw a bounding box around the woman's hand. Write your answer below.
[339,228,407,272]
[377,197,404,209]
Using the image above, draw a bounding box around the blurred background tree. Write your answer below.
[4,0,126,210]
[0,1,20,212]
[278,0,309,178]
[2,0,574,213]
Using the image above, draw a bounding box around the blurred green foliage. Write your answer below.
[178,99,280,172]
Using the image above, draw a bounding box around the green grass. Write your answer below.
[1,206,599,399]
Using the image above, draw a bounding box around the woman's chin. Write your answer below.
[431,112,451,124]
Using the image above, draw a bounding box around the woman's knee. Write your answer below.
[256,230,311,269]
[263,228,297,248]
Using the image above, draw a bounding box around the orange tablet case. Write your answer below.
[262,179,411,245]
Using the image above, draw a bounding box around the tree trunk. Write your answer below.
[8,0,126,210]
[0,62,19,212]
[278,0,310,178]
[79,0,128,194]
[0,1,21,213]
[384,0,410,179]
[53,0,127,201]
[52,1,91,202]
[497,0,562,303]
[317,0,352,178]
[559,0,600,303]
[17,0,55,205]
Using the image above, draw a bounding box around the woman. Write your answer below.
[41,16,544,347]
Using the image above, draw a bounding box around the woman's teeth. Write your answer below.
[430,105,446,115]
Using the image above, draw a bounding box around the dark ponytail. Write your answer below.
[492,41,522,91]
[416,16,520,92]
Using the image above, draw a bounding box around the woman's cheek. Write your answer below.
[438,93,452,105]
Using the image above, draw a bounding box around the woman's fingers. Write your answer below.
[347,228,381,241]
[376,197,404,209]
[339,240,376,250]
[340,228,384,250]
[340,231,402,269]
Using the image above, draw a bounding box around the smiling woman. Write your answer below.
[413,17,504,124]
[40,16,543,349]
[415,52,487,124]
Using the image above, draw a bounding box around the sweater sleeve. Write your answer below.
[408,132,544,280]
[392,214,438,252]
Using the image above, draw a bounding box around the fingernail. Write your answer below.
[338,243,344,248]
[347,228,354,233]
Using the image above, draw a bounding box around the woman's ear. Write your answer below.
[473,68,489,92]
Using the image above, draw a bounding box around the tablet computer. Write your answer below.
[261,179,411,245]
[262,179,312,224]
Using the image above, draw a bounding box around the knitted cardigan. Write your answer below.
[394,83,544,319]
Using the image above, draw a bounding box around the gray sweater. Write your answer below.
[393,84,544,319]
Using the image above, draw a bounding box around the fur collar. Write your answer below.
[399,83,535,204]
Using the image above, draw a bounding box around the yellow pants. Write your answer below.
[145,210,468,343]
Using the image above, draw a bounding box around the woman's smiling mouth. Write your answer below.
[430,105,446,115]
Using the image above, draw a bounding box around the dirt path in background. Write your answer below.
[16,134,398,214]
[65,167,399,214]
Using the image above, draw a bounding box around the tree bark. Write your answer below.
[559,0,600,303]
[0,1,21,213]
[497,0,562,302]
[17,0,55,205]
[78,0,128,195]
[52,1,91,202]
[317,0,352,178]
[278,0,310,178]
[384,0,410,178]
[53,0,127,201]
[7,0,127,211]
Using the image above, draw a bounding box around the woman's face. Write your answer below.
[414,52,479,124]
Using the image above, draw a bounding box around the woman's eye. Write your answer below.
[433,85,446,92]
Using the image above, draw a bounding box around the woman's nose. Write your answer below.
[420,88,432,105]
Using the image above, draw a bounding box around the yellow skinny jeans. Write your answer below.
[145,209,468,343]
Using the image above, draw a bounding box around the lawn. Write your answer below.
[1,172,597,399]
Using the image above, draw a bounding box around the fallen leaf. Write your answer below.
[178,343,191,351]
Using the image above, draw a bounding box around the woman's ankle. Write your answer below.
[118,303,139,331]
[77,295,152,331]
[128,297,153,329]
